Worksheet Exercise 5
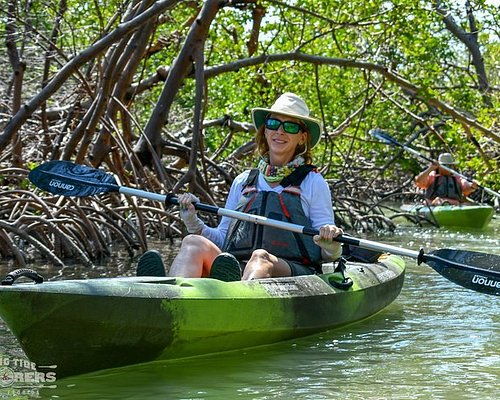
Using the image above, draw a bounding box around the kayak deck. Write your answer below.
[401,203,494,229]
[0,255,405,377]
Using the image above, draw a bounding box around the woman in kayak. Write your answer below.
[415,153,478,205]
[137,92,343,281]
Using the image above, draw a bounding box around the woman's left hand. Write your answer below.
[316,224,343,240]
[313,224,343,260]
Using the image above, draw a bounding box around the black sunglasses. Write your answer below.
[264,117,304,134]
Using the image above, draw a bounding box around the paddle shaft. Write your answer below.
[120,187,421,259]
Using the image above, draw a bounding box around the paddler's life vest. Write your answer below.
[425,174,465,202]
[222,166,323,272]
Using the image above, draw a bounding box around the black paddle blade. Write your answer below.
[369,129,399,146]
[425,249,500,296]
[29,160,119,197]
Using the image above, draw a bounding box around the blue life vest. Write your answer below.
[222,166,323,272]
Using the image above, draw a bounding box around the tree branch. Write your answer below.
[0,0,180,153]
[434,0,492,105]
[204,52,499,143]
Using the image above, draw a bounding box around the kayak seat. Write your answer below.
[209,253,242,282]
[136,250,166,277]
[342,244,382,263]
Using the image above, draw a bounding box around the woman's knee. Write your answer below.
[181,234,222,254]
[249,249,275,263]
[245,249,291,278]
[246,249,276,274]
[181,234,207,247]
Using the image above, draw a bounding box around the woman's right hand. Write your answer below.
[177,193,204,233]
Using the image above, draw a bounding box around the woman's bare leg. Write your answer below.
[168,235,221,277]
[242,249,291,280]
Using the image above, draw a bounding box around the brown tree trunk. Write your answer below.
[435,0,492,106]
[6,0,26,167]
[133,0,222,168]
[90,0,158,165]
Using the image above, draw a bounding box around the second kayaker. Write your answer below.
[415,152,478,205]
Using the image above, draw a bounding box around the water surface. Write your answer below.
[1,218,498,399]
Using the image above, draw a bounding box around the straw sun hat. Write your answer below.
[251,93,323,148]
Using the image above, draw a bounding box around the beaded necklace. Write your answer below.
[257,155,305,183]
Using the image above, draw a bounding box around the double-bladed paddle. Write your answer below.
[370,128,500,200]
[28,160,500,296]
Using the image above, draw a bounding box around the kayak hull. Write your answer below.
[401,204,494,229]
[0,255,405,377]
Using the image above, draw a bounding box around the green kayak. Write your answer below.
[401,203,494,229]
[0,255,404,378]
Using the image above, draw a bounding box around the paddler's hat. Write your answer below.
[251,93,323,148]
[438,153,457,165]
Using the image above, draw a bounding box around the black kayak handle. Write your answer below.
[1,268,44,285]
